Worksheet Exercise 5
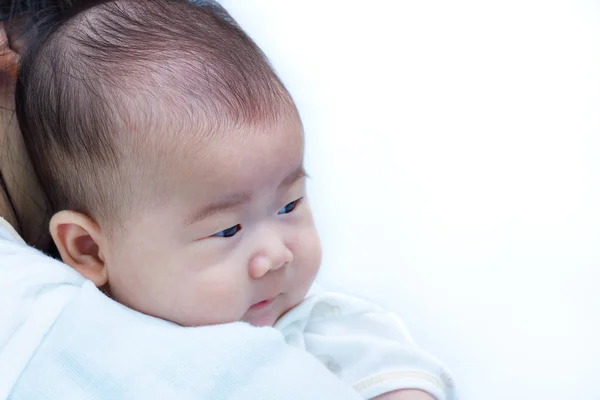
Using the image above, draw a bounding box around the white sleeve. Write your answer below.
[275,288,457,400]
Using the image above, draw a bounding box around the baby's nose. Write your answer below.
[249,247,293,279]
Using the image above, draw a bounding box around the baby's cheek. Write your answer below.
[294,224,322,284]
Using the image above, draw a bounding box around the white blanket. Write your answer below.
[0,220,362,400]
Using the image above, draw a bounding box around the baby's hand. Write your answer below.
[372,389,435,400]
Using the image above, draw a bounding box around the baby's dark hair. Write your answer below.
[15,0,295,230]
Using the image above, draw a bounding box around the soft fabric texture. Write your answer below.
[0,218,361,400]
[0,217,455,399]
[276,286,455,399]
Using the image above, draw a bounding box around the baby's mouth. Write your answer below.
[249,295,279,310]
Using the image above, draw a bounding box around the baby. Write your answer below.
[16,0,455,399]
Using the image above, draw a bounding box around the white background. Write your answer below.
[222,1,600,399]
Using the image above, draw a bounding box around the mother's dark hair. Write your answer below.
[0,0,76,52]
[0,1,75,21]
[0,0,79,253]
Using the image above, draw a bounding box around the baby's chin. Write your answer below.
[245,313,279,327]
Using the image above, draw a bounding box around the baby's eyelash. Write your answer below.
[211,224,242,238]
[278,198,303,215]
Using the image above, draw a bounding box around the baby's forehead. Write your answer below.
[125,110,305,196]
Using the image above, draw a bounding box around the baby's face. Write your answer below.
[101,116,321,327]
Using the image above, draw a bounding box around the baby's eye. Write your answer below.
[212,224,242,238]
[278,198,303,215]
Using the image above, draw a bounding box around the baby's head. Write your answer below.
[16,0,321,327]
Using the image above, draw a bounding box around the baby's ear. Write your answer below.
[50,211,108,287]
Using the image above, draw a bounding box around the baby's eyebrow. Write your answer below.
[278,165,306,189]
[182,192,251,228]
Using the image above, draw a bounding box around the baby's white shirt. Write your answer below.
[277,285,456,399]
